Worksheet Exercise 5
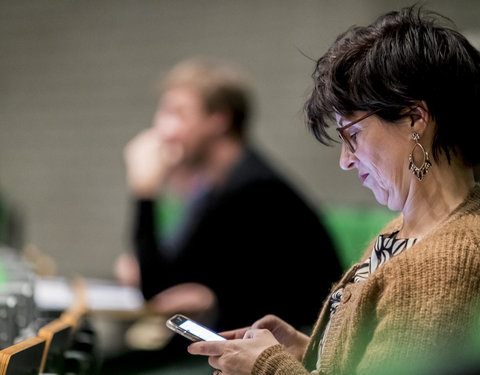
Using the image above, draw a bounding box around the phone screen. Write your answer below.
[178,319,226,341]
[167,314,226,341]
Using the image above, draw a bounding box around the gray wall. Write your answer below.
[0,0,479,278]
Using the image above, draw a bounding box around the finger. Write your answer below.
[219,326,250,340]
[243,328,261,339]
[208,355,220,370]
[252,314,279,330]
[188,341,226,356]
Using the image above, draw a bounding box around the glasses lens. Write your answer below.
[337,129,355,153]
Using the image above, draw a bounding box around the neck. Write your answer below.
[399,156,475,239]
[202,137,245,187]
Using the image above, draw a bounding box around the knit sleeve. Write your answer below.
[252,345,313,375]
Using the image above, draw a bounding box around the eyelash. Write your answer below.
[349,129,360,139]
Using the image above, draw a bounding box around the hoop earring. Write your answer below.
[408,132,432,181]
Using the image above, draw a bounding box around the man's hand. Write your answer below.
[124,128,183,198]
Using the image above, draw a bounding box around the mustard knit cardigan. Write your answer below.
[253,184,480,375]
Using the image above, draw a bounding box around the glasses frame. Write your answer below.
[336,109,380,153]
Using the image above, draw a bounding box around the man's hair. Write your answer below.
[161,57,253,140]
[305,6,480,165]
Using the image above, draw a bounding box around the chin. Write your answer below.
[371,189,389,208]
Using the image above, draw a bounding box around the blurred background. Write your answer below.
[0,0,479,279]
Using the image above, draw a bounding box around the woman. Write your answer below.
[188,6,480,375]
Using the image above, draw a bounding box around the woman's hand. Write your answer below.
[188,315,310,374]
[250,315,309,361]
[188,328,279,375]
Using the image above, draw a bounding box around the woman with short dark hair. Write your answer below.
[189,7,480,375]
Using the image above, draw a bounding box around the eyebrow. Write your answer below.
[338,117,355,128]
[337,114,354,127]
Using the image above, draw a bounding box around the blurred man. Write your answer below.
[121,57,341,331]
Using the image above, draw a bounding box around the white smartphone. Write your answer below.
[166,314,226,342]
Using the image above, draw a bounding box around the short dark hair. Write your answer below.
[305,6,480,166]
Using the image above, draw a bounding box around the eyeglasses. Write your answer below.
[336,109,380,153]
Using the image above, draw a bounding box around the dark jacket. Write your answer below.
[132,148,341,331]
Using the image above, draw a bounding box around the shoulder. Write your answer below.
[226,148,288,189]
[361,214,480,338]
[416,206,480,263]
[372,210,480,303]
[223,148,315,208]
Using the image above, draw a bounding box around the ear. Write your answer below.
[409,101,431,136]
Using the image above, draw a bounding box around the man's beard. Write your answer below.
[180,138,213,170]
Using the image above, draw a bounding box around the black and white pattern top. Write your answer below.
[314,231,417,372]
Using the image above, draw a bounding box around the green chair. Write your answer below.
[322,207,397,270]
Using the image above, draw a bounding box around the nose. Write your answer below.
[339,143,356,170]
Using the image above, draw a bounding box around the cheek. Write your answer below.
[361,151,400,198]
[177,115,205,142]
[360,150,388,184]
[374,152,410,205]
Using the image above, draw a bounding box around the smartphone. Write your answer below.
[166,314,226,342]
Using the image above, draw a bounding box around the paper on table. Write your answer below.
[35,277,144,312]
[34,277,74,311]
[84,278,144,311]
